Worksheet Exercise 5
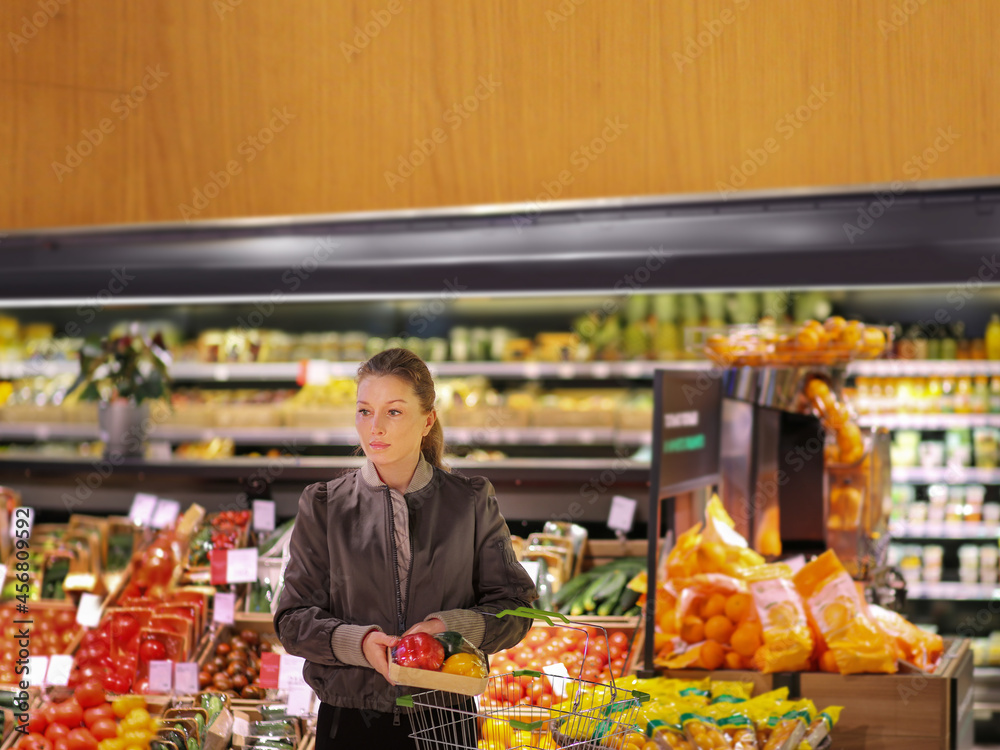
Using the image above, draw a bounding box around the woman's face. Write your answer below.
[356,375,435,471]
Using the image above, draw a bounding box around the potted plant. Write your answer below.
[68,325,172,457]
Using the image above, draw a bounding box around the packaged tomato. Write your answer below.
[793,550,896,674]
[744,565,813,673]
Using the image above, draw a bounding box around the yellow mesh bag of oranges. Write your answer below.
[744,564,814,673]
[793,550,896,675]
[869,603,943,672]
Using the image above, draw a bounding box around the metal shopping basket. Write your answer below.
[397,608,649,750]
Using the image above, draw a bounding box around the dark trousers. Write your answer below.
[315,703,418,749]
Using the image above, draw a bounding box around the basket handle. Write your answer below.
[495,606,569,627]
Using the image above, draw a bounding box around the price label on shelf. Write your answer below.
[286,687,316,717]
[543,662,571,699]
[232,717,250,739]
[213,592,236,625]
[148,660,173,693]
[46,655,73,686]
[278,654,307,691]
[258,652,281,689]
[519,561,541,587]
[253,500,276,532]
[304,360,332,386]
[227,548,259,583]
[26,656,48,687]
[0,565,6,585]
[128,493,159,526]
[174,662,199,694]
[607,495,637,533]
[76,593,103,627]
[150,499,181,530]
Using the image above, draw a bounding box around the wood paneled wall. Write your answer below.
[1,0,996,230]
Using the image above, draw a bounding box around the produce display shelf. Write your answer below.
[892,466,1000,484]
[0,454,653,483]
[906,582,1000,601]
[849,360,1000,377]
[858,413,1000,430]
[0,422,653,447]
[0,359,712,383]
[890,521,1000,540]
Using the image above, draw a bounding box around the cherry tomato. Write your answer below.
[75,681,106,709]
[87,720,118,742]
[111,615,140,644]
[44,724,70,743]
[82,704,114,729]
[65,728,98,750]
[48,698,83,730]
[138,640,167,662]
[16,734,52,750]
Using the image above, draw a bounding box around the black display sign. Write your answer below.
[652,368,722,497]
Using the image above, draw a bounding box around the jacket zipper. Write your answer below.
[384,486,404,726]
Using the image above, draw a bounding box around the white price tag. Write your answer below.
[253,500,276,532]
[128,493,159,526]
[286,686,315,717]
[305,360,332,386]
[213,592,236,625]
[0,564,6,584]
[607,495,638,533]
[150,499,181,530]
[174,662,199,694]
[76,593,103,627]
[278,654,307,690]
[543,662,572,699]
[214,365,231,382]
[148,660,173,693]
[27,656,48,687]
[519,561,541,586]
[10,508,34,539]
[227,548,259,583]
[46,655,73,686]
[232,718,250,738]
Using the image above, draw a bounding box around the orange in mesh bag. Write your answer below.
[793,550,897,674]
[745,564,814,673]
[869,603,943,672]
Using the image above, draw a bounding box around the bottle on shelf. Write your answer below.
[954,376,973,414]
[941,326,958,361]
[971,375,989,414]
[990,376,1000,414]
[986,314,1000,360]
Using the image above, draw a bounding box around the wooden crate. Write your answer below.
[798,638,974,750]
[581,539,647,571]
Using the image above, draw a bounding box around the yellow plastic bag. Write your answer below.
[744,564,813,673]
[869,604,943,672]
[793,550,896,674]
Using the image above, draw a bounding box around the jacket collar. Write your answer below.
[360,454,434,493]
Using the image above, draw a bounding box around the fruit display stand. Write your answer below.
[195,614,284,704]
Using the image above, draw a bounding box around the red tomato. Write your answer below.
[390,634,444,671]
[75,681,106,709]
[77,665,109,684]
[82,705,114,729]
[506,682,525,704]
[523,629,550,648]
[138,640,167,662]
[65,728,98,750]
[48,698,83,729]
[583,655,605,672]
[537,693,554,709]
[527,681,547,704]
[26,712,48,734]
[609,631,630,650]
[88,720,118,742]
[102,673,132,694]
[53,740,70,750]
[17,733,52,750]
[111,615,140,644]
[609,643,625,661]
[54,611,77,631]
[44,724,70,743]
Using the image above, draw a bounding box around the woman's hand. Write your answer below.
[362,630,400,684]
[402,617,447,637]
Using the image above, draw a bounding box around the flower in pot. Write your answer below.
[68,326,172,458]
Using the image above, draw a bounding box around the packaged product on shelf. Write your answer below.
[867,604,943,671]
[792,550,896,675]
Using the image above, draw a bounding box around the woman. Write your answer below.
[274,348,537,748]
